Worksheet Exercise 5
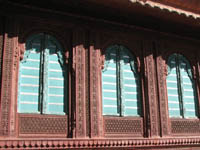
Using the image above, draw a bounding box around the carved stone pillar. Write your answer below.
[143,41,159,137]
[155,41,170,137]
[73,29,87,138]
[0,17,18,137]
[0,17,4,98]
[89,32,102,137]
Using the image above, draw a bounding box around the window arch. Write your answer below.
[102,45,141,116]
[18,33,68,115]
[167,53,198,118]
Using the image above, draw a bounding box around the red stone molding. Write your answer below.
[1,138,200,149]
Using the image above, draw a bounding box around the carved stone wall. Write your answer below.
[1,11,200,150]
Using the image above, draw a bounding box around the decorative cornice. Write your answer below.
[130,0,200,19]
[0,138,200,149]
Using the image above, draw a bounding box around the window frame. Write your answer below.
[99,42,145,138]
[16,30,71,137]
[101,44,142,117]
[18,33,68,115]
[162,47,200,136]
[166,53,198,119]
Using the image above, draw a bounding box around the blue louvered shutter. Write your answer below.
[167,55,181,117]
[102,45,141,116]
[167,54,198,118]
[18,36,42,113]
[120,48,141,116]
[102,46,118,115]
[44,37,66,115]
[18,34,67,115]
[179,57,197,118]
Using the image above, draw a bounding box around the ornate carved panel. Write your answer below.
[155,41,170,136]
[104,117,143,137]
[171,119,200,134]
[0,19,14,136]
[19,114,67,135]
[85,42,90,137]
[89,32,101,138]
[143,41,159,137]
[73,30,86,138]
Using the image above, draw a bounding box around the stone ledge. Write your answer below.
[0,137,200,149]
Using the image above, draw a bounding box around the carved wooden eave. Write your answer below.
[150,0,200,14]
[1,0,200,41]
[130,0,200,19]
[2,0,200,23]
[131,0,200,19]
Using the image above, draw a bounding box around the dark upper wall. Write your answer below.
[0,0,200,40]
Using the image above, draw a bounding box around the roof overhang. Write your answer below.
[1,0,200,40]
[130,0,200,19]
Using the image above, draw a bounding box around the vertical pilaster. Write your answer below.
[10,18,19,137]
[155,41,170,137]
[143,41,159,137]
[89,32,101,137]
[0,17,18,136]
[73,29,87,138]
[0,16,4,99]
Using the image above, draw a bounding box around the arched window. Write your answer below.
[102,45,141,116]
[18,33,67,115]
[167,53,198,118]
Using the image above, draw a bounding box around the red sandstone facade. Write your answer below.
[0,0,200,149]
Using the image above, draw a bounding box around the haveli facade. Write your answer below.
[0,0,200,149]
